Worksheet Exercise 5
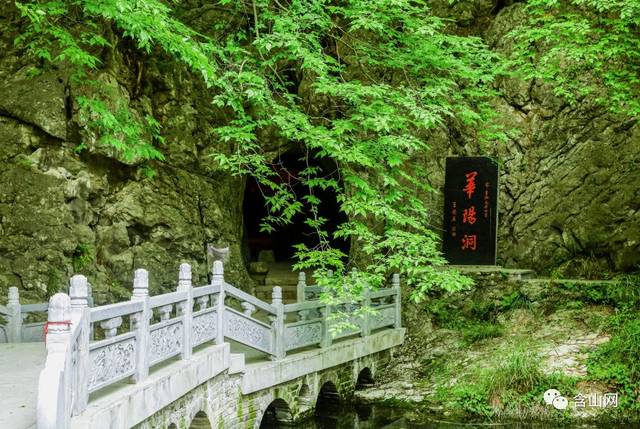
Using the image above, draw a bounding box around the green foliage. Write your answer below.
[11,0,640,307]
[489,345,547,395]
[551,277,640,309]
[446,382,494,417]
[507,0,640,117]
[76,95,165,162]
[461,321,503,344]
[499,289,532,312]
[208,0,502,299]
[13,0,506,300]
[104,280,130,304]
[588,309,640,411]
[609,274,640,308]
[72,243,94,271]
[14,0,214,161]
[442,342,578,418]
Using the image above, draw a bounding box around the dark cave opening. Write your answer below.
[241,150,349,264]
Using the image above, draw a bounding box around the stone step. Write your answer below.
[521,278,617,285]
[448,265,536,281]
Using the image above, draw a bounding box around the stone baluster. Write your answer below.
[86,282,94,308]
[38,293,72,429]
[130,269,150,382]
[177,263,193,360]
[271,286,285,360]
[212,261,225,345]
[349,267,358,297]
[6,287,21,343]
[69,275,90,414]
[296,271,306,303]
[297,309,308,321]
[325,269,334,297]
[240,302,256,317]
[320,303,333,348]
[86,282,95,340]
[392,273,401,329]
[196,296,209,311]
[361,284,371,337]
[100,316,122,338]
[157,305,173,321]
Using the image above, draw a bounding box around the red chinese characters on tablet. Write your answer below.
[461,234,477,251]
[463,171,478,199]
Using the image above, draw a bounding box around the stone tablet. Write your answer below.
[442,156,498,265]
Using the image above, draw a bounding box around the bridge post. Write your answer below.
[212,261,225,345]
[6,287,22,342]
[69,275,90,415]
[131,269,150,382]
[320,303,333,348]
[296,271,306,303]
[37,293,72,429]
[177,263,193,360]
[271,286,286,359]
[392,273,401,328]
[361,285,371,336]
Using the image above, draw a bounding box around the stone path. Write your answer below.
[0,342,46,429]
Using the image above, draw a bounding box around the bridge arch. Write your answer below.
[188,410,212,429]
[259,398,292,428]
[315,380,341,410]
[356,367,374,390]
[314,380,342,425]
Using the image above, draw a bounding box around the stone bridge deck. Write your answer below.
[0,262,404,429]
[0,343,46,429]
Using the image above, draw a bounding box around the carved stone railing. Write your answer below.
[0,285,94,343]
[285,271,402,351]
[0,287,49,343]
[37,276,90,428]
[36,261,401,428]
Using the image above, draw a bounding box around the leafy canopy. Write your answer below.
[14,0,508,301]
[507,0,640,117]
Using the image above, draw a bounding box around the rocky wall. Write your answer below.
[0,4,251,304]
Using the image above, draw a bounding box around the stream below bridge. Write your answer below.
[274,403,626,429]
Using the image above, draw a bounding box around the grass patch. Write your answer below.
[588,309,640,411]
[461,321,503,345]
[499,289,532,312]
[552,275,640,309]
[72,243,94,271]
[438,341,578,418]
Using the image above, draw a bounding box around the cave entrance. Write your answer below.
[242,151,349,266]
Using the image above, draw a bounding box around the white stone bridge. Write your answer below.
[0,261,404,429]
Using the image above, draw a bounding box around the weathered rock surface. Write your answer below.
[0,3,251,303]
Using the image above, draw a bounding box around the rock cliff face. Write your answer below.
[0,4,252,303]
[0,2,637,303]
[489,4,639,275]
[426,2,640,276]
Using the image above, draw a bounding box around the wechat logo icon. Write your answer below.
[544,389,568,410]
